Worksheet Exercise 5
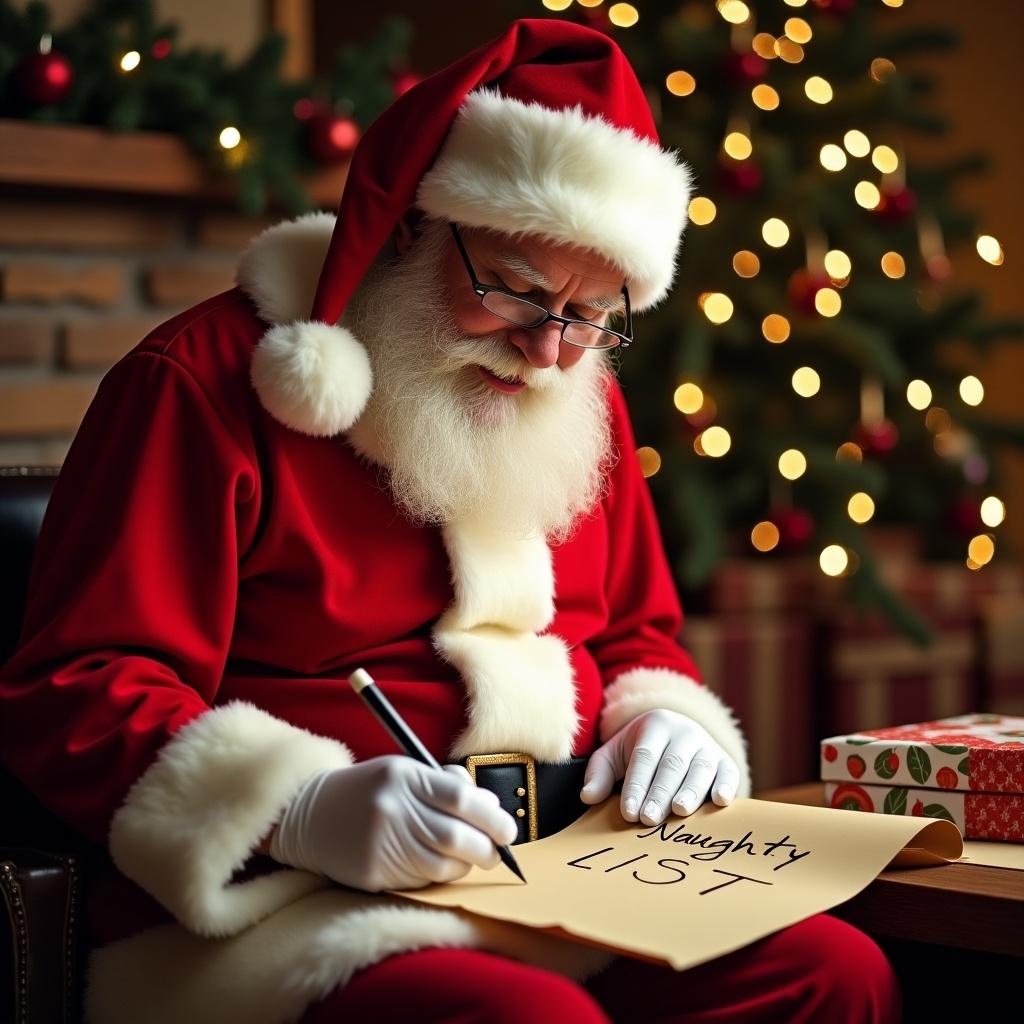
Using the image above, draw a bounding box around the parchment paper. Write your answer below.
[961,839,1024,871]
[401,796,962,970]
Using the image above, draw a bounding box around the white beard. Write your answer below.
[343,219,615,542]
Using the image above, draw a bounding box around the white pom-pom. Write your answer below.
[250,321,373,437]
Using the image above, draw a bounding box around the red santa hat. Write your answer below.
[248,18,693,437]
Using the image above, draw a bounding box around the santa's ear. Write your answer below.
[395,208,426,255]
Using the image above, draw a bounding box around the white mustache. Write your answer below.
[441,335,563,392]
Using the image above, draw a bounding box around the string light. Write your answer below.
[689,196,717,225]
[762,314,790,343]
[981,497,1006,528]
[872,145,899,173]
[784,18,812,43]
[752,84,779,110]
[703,293,734,324]
[844,130,871,157]
[733,250,760,277]
[751,521,780,552]
[870,58,896,82]
[762,218,790,247]
[608,3,640,26]
[666,71,697,96]
[848,493,875,524]
[218,126,242,149]
[778,449,807,480]
[716,1,751,25]
[820,545,849,577]
[836,442,863,463]
[959,375,984,405]
[119,50,141,72]
[752,34,777,59]
[968,534,995,566]
[783,0,808,6]
[723,132,753,160]
[673,382,704,414]
[854,181,881,209]
[824,250,852,279]
[882,0,905,8]
[880,252,905,278]
[820,144,847,171]
[636,446,661,477]
[804,77,833,104]
[906,379,932,410]
[976,235,1005,265]
[775,39,804,63]
[699,426,732,457]
[814,288,842,317]
[792,367,821,397]
[541,0,572,9]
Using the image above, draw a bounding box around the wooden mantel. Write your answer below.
[0,118,346,209]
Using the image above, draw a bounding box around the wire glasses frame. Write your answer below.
[448,223,633,351]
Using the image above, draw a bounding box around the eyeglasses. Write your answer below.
[449,223,633,351]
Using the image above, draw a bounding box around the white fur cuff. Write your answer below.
[600,668,751,797]
[108,701,354,938]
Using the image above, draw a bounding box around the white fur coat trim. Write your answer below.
[108,701,354,938]
[601,668,752,798]
[418,90,693,311]
[87,888,613,1024]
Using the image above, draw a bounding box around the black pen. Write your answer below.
[348,668,526,883]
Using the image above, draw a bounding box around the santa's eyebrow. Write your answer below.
[492,250,626,313]
[583,293,627,314]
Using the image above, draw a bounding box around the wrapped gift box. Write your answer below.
[821,713,1024,842]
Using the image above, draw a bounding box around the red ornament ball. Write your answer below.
[717,158,762,196]
[945,495,983,538]
[771,506,815,554]
[306,110,360,164]
[721,50,767,86]
[787,269,831,316]
[853,419,900,456]
[392,70,423,99]
[151,38,172,60]
[874,186,917,224]
[16,47,74,105]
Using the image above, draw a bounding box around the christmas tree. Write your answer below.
[530,0,1023,640]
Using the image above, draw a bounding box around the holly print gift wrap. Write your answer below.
[820,713,1024,842]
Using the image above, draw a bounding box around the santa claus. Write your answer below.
[0,18,898,1024]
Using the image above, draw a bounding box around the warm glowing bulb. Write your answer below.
[751,521,780,552]
[968,534,995,566]
[870,58,896,82]
[820,144,847,171]
[733,250,761,278]
[872,145,899,174]
[844,130,870,157]
[219,126,242,149]
[120,50,141,72]
[784,17,812,43]
[762,218,790,247]
[848,493,875,524]
[666,70,697,96]
[700,425,732,457]
[820,545,849,577]
[976,235,1005,265]
[717,1,751,25]
[881,251,905,278]
[784,0,808,6]
[804,77,833,104]
[778,449,807,480]
[981,497,1006,528]
[776,38,804,63]
[960,375,984,406]
[762,314,790,343]
[541,0,573,9]
[836,442,863,463]
[855,181,881,209]
[906,379,932,410]
[792,367,821,397]
[815,288,842,317]
[689,196,717,225]
[724,132,753,160]
[608,2,639,27]
[636,446,661,477]
[674,382,704,415]
[824,250,852,279]
[703,293,734,324]
[752,84,779,110]
[752,34,777,59]
[882,0,905,8]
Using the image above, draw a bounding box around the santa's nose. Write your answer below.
[508,321,563,369]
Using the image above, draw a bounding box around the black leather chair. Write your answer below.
[1,466,87,1023]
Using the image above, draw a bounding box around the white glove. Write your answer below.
[580,709,740,825]
[269,756,519,892]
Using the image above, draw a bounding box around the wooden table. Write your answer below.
[757,783,1024,958]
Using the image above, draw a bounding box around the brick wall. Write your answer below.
[0,194,277,466]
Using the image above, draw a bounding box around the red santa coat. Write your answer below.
[0,216,749,1024]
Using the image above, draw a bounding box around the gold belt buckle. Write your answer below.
[464,752,538,842]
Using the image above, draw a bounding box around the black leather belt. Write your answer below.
[457,753,589,846]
